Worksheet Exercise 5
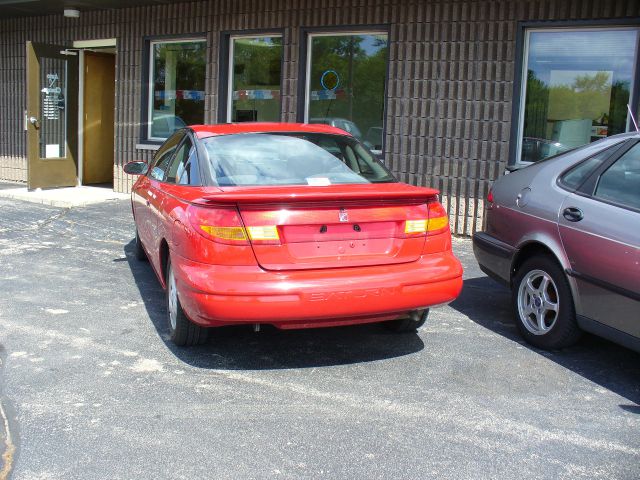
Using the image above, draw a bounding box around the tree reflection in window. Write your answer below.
[520,29,638,163]
[307,33,388,153]
[150,40,206,139]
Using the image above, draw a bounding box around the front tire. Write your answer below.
[512,255,581,349]
[166,258,208,347]
[134,229,147,261]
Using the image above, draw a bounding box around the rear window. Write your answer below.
[201,133,395,186]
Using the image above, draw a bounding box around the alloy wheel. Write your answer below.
[167,266,178,331]
[517,269,559,335]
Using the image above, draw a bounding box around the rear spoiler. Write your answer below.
[192,185,440,206]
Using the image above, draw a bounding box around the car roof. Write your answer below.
[190,122,351,138]
[615,130,640,140]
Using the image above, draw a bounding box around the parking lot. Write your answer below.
[0,195,638,479]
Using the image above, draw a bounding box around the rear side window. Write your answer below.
[165,136,201,185]
[559,145,619,190]
[201,133,395,186]
[595,143,640,210]
[149,130,184,181]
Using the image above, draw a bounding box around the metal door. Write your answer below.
[82,51,115,185]
[558,145,640,337]
[26,41,78,189]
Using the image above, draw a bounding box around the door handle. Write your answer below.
[563,207,583,222]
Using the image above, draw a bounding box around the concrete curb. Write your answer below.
[0,186,129,208]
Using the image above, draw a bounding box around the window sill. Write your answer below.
[135,143,161,151]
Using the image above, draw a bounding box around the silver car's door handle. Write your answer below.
[563,207,583,222]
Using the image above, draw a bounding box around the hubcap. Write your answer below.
[517,269,559,335]
[167,266,178,331]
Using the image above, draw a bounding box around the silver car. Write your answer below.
[473,133,640,351]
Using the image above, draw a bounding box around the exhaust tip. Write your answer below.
[408,309,428,323]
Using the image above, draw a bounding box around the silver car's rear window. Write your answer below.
[201,133,395,187]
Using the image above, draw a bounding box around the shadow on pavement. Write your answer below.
[122,240,424,370]
[451,276,640,407]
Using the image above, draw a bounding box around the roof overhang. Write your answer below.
[0,0,186,19]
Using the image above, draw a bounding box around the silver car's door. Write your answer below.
[558,140,640,338]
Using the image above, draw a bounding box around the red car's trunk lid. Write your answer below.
[197,184,439,271]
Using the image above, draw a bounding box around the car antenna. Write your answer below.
[627,104,640,132]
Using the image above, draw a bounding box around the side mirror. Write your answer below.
[123,161,148,176]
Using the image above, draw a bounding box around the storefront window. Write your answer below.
[517,28,639,164]
[148,39,206,140]
[305,32,388,154]
[228,35,282,122]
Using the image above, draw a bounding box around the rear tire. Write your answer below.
[166,258,208,347]
[134,229,147,261]
[512,255,581,350]
[385,309,429,333]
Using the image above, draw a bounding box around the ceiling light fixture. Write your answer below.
[63,8,80,18]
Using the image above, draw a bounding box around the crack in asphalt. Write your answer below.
[33,208,70,231]
[0,348,16,480]
[0,403,14,480]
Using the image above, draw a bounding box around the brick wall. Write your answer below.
[0,0,638,234]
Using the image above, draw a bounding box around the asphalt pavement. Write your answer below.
[0,195,638,479]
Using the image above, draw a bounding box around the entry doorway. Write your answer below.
[81,50,115,186]
[26,41,79,190]
[25,39,117,190]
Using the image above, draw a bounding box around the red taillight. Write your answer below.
[188,205,282,245]
[402,203,430,236]
[188,206,250,245]
[487,188,494,204]
[426,201,449,235]
[402,201,449,236]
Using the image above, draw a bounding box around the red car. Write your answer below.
[124,123,463,346]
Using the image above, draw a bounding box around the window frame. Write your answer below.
[297,25,391,156]
[141,34,207,145]
[509,20,640,170]
[217,29,285,124]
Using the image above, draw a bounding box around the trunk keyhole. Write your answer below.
[320,225,327,233]
[353,224,361,232]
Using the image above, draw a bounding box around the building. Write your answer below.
[1,0,639,235]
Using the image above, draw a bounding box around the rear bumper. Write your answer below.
[472,232,516,287]
[172,252,463,328]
